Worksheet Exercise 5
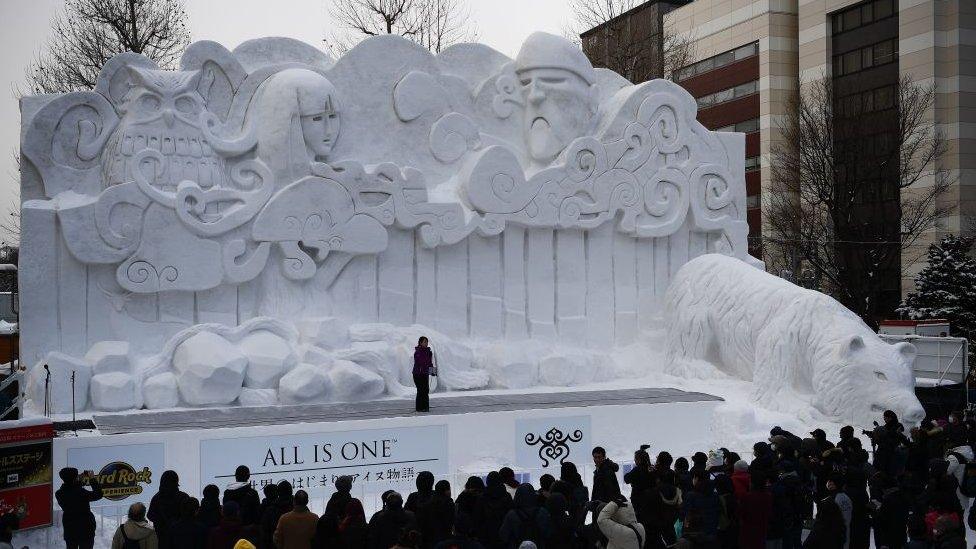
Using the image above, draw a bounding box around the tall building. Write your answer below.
[581,0,693,83]
[581,0,975,319]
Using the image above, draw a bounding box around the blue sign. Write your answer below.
[199,424,448,497]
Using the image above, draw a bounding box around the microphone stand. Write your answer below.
[42,364,50,418]
[70,370,77,436]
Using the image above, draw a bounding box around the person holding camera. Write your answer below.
[864,410,909,478]
[55,467,104,549]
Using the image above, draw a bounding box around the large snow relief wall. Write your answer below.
[19,33,750,412]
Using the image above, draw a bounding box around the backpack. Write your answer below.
[626,523,644,548]
[119,525,141,549]
[515,508,542,545]
[948,451,976,497]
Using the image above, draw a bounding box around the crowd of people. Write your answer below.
[46,408,976,549]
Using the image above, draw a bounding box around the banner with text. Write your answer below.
[515,415,591,473]
[65,443,164,507]
[200,424,449,497]
[0,421,53,529]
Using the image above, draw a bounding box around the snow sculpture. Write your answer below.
[20,32,755,412]
[664,254,926,426]
[90,372,142,411]
[172,332,248,405]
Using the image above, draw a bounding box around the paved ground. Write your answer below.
[92,387,722,435]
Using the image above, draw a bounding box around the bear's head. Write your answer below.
[813,334,925,428]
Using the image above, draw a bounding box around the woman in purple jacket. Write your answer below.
[413,336,435,412]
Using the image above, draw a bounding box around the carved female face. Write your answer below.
[301,95,340,160]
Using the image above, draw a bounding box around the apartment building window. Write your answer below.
[696,80,759,108]
[833,39,898,76]
[715,119,760,134]
[675,42,759,81]
[745,156,760,171]
[837,84,899,118]
[832,0,895,34]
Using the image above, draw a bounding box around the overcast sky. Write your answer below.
[0,0,576,244]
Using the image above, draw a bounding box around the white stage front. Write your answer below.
[53,387,721,516]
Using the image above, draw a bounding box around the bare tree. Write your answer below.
[12,0,190,243]
[765,75,953,327]
[24,0,190,95]
[325,0,475,55]
[567,0,694,82]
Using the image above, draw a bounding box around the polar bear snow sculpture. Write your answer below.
[664,254,925,427]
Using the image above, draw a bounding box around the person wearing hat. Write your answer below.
[837,426,859,456]
[367,492,417,549]
[826,474,853,549]
[314,475,354,548]
[55,467,103,549]
[514,32,598,166]
[731,460,751,498]
[810,429,835,454]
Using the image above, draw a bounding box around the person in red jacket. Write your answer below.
[731,460,751,498]
[736,473,773,549]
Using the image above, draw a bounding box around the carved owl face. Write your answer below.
[101,65,225,190]
[119,67,206,129]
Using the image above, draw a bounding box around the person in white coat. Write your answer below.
[945,443,973,510]
[597,499,645,549]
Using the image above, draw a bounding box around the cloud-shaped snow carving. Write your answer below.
[252,176,389,283]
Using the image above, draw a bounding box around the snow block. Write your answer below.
[329,359,386,401]
[296,317,349,350]
[90,372,141,411]
[239,387,278,407]
[29,352,91,413]
[431,338,489,390]
[143,372,179,410]
[349,323,397,342]
[483,343,541,389]
[239,330,298,388]
[334,341,410,396]
[278,363,333,404]
[538,353,595,387]
[84,341,132,375]
[298,344,333,367]
[172,332,247,405]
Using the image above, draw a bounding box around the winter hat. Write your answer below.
[733,460,749,473]
[770,435,788,449]
[335,475,353,492]
[233,540,256,549]
[810,428,827,439]
[519,542,538,549]
[706,450,724,469]
[59,467,79,484]
[800,438,819,455]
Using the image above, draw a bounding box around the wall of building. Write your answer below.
[664,0,973,306]
[668,0,800,267]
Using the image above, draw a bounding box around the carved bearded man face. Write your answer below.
[515,33,598,165]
